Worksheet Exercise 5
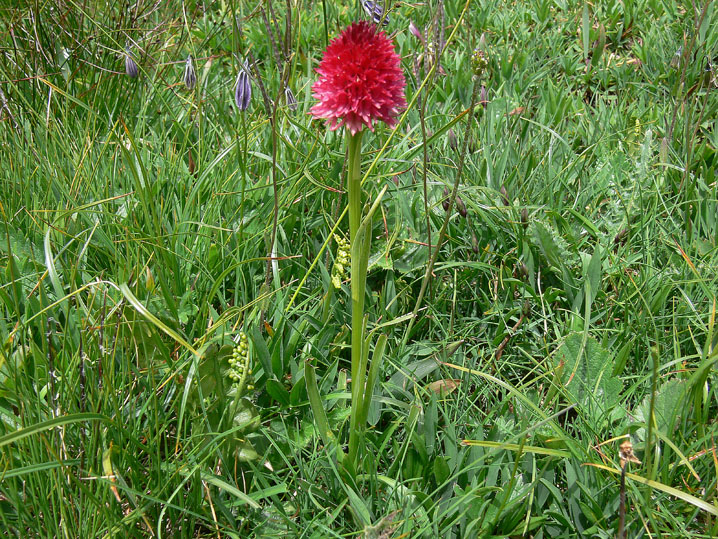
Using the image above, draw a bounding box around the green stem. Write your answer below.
[645,345,660,484]
[237,111,248,245]
[347,132,364,251]
[347,130,365,389]
[346,130,365,469]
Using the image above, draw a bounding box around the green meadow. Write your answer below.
[1,0,717,536]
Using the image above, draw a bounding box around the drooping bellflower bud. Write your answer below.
[285,86,298,111]
[234,60,252,111]
[408,21,424,43]
[183,54,196,90]
[361,0,389,26]
[125,46,139,78]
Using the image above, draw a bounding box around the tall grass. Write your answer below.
[1,0,716,536]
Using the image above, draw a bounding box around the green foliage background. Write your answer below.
[0,0,716,536]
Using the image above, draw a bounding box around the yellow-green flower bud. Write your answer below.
[331,234,351,289]
[471,49,489,78]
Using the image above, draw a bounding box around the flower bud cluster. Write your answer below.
[331,234,350,289]
[471,49,489,78]
[229,331,254,392]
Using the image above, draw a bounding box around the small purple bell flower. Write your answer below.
[234,60,252,111]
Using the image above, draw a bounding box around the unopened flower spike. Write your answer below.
[125,46,139,79]
[408,21,424,43]
[183,54,196,90]
[361,0,389,26]
[331,235,350,288]
[234,59,252,111]
[471,48,489,78]
[229,331,254,394]
[311,21,406,135]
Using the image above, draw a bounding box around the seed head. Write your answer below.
[500,185,510,206]
[520,208,528,228]
[471,230,479,254]
[456,195,467,218]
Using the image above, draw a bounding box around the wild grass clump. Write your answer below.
[1,1,716,537]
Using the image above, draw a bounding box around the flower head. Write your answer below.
[311,21,406,135]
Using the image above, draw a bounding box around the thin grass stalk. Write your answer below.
[618,459,627,539]
[347,131,366,416]
[644,345,660,489]
[417,62,432,288]
[262,63,290,325]
[320,0,329,47]
[237,112,248,245]
[402,76,480,344]
[261,3,282,68]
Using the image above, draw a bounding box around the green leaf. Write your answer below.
[532,222,562,269]
[581,3,590,62]
[591,23,606,68]
[305,360,337,452]
[634,379,688,435]
[0,413,107,448]
[343,482,372,526]
[119,283,197,358]
[553,334,622,424]
[585,246,602,309]
[433,456,451,485]
[232,397,260,433]
[200,471,260,508]
[248,325,272,379]
[289,373,307,406]
[234,440,260,463]
[266,379,291,407]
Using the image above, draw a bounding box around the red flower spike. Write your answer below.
[311,21,406,135]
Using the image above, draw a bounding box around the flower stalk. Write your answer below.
[346,130,367,467]
[346,180,387,469]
